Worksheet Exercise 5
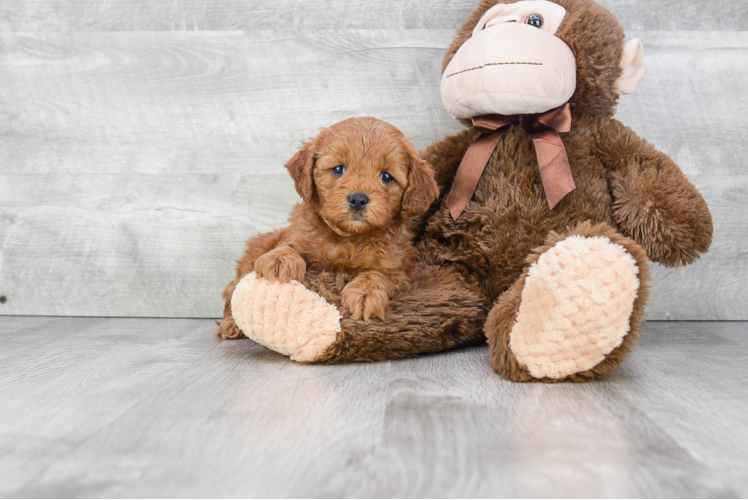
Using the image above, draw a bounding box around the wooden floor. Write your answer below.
[1,317,747,498]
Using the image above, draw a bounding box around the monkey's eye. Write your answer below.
[380,171,394,185]
[331,165,346,177]
[526,14,543,28]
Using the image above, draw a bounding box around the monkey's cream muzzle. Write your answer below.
[441,2,576,117]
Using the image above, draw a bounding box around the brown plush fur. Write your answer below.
[218,0,712,382]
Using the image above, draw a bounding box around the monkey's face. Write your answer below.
[441,0,645,119]
[441,0,575,117]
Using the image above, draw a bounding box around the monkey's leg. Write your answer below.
[485,221,651,383]
[215,229,286,340]
[230,260,489,363]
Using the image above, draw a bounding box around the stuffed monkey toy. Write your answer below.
[218,0,712,382]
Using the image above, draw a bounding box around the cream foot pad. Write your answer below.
[510,236,640,379]
[231,272,341,362]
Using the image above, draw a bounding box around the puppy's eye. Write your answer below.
[380,171,394,185]
[482,22,488,30]
[331,165,346,177]
[526,14,543,28]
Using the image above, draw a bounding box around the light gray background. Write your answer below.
[1,0,745,319]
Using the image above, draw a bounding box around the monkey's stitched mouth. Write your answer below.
[445,62,543,79]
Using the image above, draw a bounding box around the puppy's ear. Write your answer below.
[285,139,316,202]
[401,148,439,218]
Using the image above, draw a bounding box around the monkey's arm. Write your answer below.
[215,228,288,339]
[597,119,712,267]
[419,128,478,195]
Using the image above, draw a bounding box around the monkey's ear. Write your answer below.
[616,38,645,95]
[401,148,440,219]
[284,139,316,202]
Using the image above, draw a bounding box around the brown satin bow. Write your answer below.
[445,103,575,220]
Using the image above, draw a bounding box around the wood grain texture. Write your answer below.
[0,317,217,496]
[0,0,745,31]
[1,317,746,497]
[607,321,748,496]
[0,29,745,319]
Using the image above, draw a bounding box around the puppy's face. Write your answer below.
[285,117,439,236]
[312,122,410,235]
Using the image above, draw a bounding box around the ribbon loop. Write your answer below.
[446,103,575,220]
[472,114,517,134]
[530,104,572,134]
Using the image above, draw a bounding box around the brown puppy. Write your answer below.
[249,117,438,322]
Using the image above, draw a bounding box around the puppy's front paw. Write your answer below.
[254,246,306,283]
[341,280,389,322]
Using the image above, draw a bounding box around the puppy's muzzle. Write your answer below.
[348,193,369,212]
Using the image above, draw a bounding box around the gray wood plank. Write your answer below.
[0,29,745,319]
[0,0,745,32]
[604,321,748,496]
[0,317,217,496]
[2,317,746,497]
[331,352,736,498]
[0,316,110,361]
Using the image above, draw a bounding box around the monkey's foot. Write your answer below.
[508,235,641,380]
[231,272,341,362]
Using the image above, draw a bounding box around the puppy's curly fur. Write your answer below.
[216,117,439,338]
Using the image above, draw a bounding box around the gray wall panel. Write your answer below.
[0,0,745,32]
[0,28,744,318]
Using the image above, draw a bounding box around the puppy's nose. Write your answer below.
[348,193,369,211]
